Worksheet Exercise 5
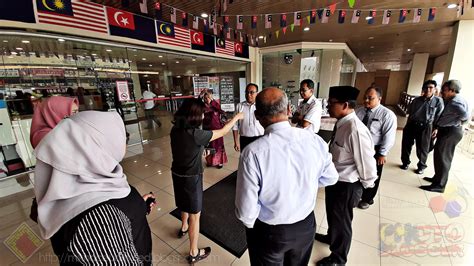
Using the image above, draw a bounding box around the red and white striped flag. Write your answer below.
[216,38,234,56]
[413,8,422,23]
[37,0,108,34]
[157,24,191,48]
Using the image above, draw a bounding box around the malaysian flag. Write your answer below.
[157,21,191,48]
[216,38,234,56]
[36,0,107,34]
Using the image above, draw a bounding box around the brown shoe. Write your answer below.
[187,247,211,264]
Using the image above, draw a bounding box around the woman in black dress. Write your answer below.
[170,98,242,263]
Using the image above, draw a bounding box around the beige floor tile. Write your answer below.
[144,170,173,189]
[157,251,189,265]
[314,198,327,231]
[379,180,429,206]
[0,241,24,265]
[203,167,233,185]
[309,238,331,264]
[146,189,177,223]
[380,166,423,187]
[175,234,237,265]
[123,158,169,179]
[434,212,474,244]
[358,194,380,217]
[125,172,142,186]
[151,233,174,264]
[149,215,188,250]
[223,156,239,172]
[381,254,419,265]
[352,211,380,249]
[449,241,474,266]
[379,197,438,224]
[347,240,381,266]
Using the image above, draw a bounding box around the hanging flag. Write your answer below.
[213,24,218,35]
[157,21,190,48]
[275,30,279,38]
[367,10,376,24]
[190,29,204,46]
[329,3,337,14]
[428,7,436,21]
[216,38,234,56]
[413,8,422,23]
[351,10,361,23]
[306,15,310,24]
[348,0,355,8]
[209,11,215,29]
[321,9,330,23]
[154,2,162,20]
[382,10,391,24]
[170,7,176,23]
[192,16,199,29]
[265,14,272,28]
[223,0,227,12]
[203,19,209,33]
[251,15,257,29]
[182,12,188,27]
[107,7,156,42]
[281,14,287,27]
[139,0,148,14]
[223,16,229,29]
[37,0,107,33]
[310,10,317,24]
[245,34,249,44]
[317,9,324,20]
[290,23,295,32]
[338,10,346,24]
[226,29,231,39]
[282,26,287,34]
[239,32,243,42]
[294,12,302,26]
[236,15,243,29]
[399,9,407,23]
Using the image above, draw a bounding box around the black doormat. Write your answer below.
[170,171,247,258]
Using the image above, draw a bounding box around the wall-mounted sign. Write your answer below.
[116,81,130,101]
[192,76,209,96]
[219,76,235,112]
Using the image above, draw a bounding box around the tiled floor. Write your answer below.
[1,113,473,265]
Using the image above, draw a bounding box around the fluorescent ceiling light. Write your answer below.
[201,13,208,18]
[447,4,457,9]
[303,27,310,31]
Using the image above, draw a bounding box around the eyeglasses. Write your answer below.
[245,91,257,95]
[364,97,376,101]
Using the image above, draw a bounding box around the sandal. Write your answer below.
[177,228,188,238]
[187,247,211,264]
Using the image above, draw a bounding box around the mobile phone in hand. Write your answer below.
[146,192,156,215]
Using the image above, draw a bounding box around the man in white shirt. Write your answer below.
[291,79,322,134]
[315,86,377,266]
[236,87,339,265]
[232,83,264,152]
[142,89,162,129]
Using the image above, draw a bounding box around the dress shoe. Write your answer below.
[314,233,330,245]
[316,256,345,266]
[400,164,409,170]
[414,168,424,175]
[423,177,434,182]
[357,201,370,209]
[420,185,444,193]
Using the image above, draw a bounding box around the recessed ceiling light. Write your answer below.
[144,75,148,77]
[192,58,196,61]
[177,75,181,78]
[21,40,30,44]
[106,49,112,52]
[303,27,310,31]
[142,58,147,61]
[149,64,153,67]
[365,16,373,20]
[58,38,65,42]
[407,48,411,52]
[258,35,264,39]
[368,36,374,39]
[15,47,23,50]
[201,13,208,18]
[29,52,35,55]
[161,62,165,65]
[370,46,374,48]
[158,55,163,58]
[91,53,97,56]
[329,39,333,42]
[11,52,17,55]
[175,61,180,63]
[447,3,457,9]
[2,40,8,43]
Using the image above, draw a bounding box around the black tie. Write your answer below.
[362,108,371,126]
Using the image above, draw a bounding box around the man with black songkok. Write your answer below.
[315,86,377,266]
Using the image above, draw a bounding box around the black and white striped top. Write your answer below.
[51,187,152,266]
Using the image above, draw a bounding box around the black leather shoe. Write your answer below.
[316,256,345,266]
[314,233,330,244]
[400,164,409,170]
[357,201,370,209]
[420,185,444,193]
[414,168,424,175]
[423,177,434,182]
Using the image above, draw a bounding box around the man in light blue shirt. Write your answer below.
[235,87,338,265]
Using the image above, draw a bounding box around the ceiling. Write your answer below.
[91,0,473,71]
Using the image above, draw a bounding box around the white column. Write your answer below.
[406,53,429,95]
[319,50,343,98]
[444,20,474,110]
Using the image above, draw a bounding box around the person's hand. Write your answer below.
[142,193,156,214]
[376,155,386,165]
[234,142,240,152]
[431,129,438,138]
[235,112,244,120]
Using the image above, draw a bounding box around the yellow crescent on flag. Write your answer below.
[42,0,56,11]
[159,23,166,34]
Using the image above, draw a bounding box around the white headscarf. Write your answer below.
[34,111,131,239]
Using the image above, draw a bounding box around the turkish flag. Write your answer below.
[234,42,243,54]
[190,30,204,46]
[106,7,135,30]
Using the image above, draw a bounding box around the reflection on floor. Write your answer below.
[1,115,473,265]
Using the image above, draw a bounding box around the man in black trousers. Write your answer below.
[400,80,444,174]
[421,80,470,193]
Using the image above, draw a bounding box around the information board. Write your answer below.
[219,76,235,112]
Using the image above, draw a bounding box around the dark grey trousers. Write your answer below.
[432,126,464,188]
[401,122,433,169]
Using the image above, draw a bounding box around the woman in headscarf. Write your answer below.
[201,89,228,169]
[170,98,243,264]
[34,111,155,265]
[30,96,79,148]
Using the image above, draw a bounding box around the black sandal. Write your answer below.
[187,247,211,264]
[177,228,188,238]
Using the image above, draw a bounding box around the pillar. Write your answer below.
[406,53,429,95]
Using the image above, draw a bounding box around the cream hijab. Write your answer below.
[34,111,130,239]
